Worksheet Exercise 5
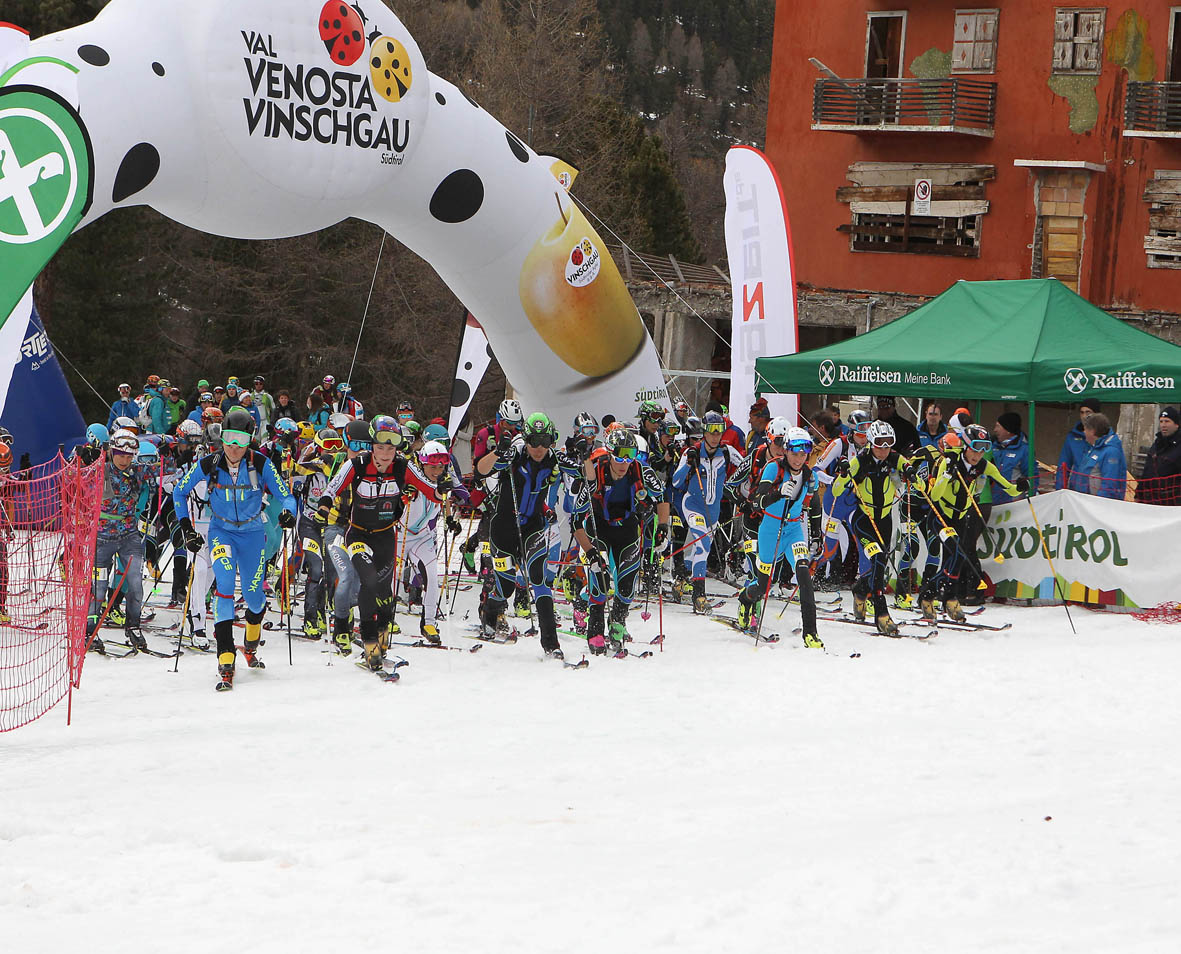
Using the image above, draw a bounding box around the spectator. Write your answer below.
[252,376,274,433]
[307,392,331,430]
[212,384,226,408]
[991,411,1033,503]
[1136,406,1181,505]
[220,382,243,415]
[273,389,297,423]
[917,402,947,448]
[1056,397,1102,489]
[165,386,186,428]
[874,396,920,455]
[239,391,263,435]
[140,378,168,435]
[188,392,214,426]
[187,378,211,412]
[107,382,139,430]
[746,399,770,454]
[1067,412,1126,500]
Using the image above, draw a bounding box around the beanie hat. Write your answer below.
[749,399,770,419]
[996,411,1021,435]
[1079,396,1101,412]
[1162,406,1180,425]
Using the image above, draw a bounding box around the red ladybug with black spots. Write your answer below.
[318,1,366,66]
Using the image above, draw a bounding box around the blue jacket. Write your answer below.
[142,387,168,435]
[186,407,206,426]
[917,422,948,449]
[1067,432,1127,500]
[672,443,743,513]
[991,432,1034,504]
[173,449,296,529]
[1056,422,1090,490]
[107,398,140,430]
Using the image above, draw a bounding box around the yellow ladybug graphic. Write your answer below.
[370,36,413,103]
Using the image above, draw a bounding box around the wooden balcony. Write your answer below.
[1124,81,1181,138]
[811,77,996,137]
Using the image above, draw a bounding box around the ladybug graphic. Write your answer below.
[319,1,365,66]
[571,247,584,267]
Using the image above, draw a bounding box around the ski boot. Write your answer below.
[407,583,422,610]
[671,571,692,604]
[106,606,126,627]
[801,632,825,649]
[87,629,105,654]
[241,617,265,668]
[586,602,606,655]
[607,601,630,655]
[944,596,966,623]
[737,596,761,633]
[572,597,588,635]
[545,647,565,661]
[215,662,235,692]
[420,621,442,646]
[331,616,353,655]
[918,594,938,621]
[125,627,149,653]
[363,641,384,672]
[873,596,899,637]
[190,629,210,652]
[852,593,868,623]
[691,579,712,615]
[893,577,914,610]
[302,613,325,638]
[513,593,531,619]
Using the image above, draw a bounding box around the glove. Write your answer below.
[315,499,332,526]
[511,434,526,455]
[543,506,558,526]
[684,445,699,468]
[1014,477,1030,494]
[278,509,296,529]
[179,518,204,553]
[653,523,669,548]
[403,484,419,504]
[901,463,919,481]
[584,546,609,574]
[834,458,850,478]
[446,515,463,535]
[570,435,589,459]
[809,536,825,563]
[496,430,513,455]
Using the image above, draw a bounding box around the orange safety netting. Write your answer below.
[0,454,104,732]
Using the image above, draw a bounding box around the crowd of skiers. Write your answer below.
[68,371,1181,689]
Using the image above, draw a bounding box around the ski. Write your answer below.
[557,629,651,658]
[818,614,939,639]
[709,615,780,643]
[389,638,481,653]
[354,659,403,682]
[88,641,137,658]
[102,639,180,659]
[461,624,520,645]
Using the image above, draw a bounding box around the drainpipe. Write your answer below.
[864,298,879,334]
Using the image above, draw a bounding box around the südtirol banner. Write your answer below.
[979,490,1181,608]
[723,145,798,424]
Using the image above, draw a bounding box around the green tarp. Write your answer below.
[755,279,1181,403]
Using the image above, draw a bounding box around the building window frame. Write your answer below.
[952,9,1000,74]
[864,10,908,79]
[1052,7,1106,75]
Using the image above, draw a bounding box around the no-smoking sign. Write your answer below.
[913,177,932,215]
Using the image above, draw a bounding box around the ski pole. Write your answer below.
[506,456,538,638]
[448,503,480,617]
[283,527,292,666]
[172,556,197,673]
[752,508,790,649]
[1025,495,1076,635]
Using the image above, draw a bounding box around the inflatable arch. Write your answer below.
[0,0,669,427]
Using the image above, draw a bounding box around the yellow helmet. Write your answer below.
[297,420,315,441]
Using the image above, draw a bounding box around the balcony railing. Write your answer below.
[1124,81,1181,137]
[811,77,997,137]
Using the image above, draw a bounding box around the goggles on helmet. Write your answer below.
[871,433,895,448]
[663,423,681,437]
[578,423,599,438]
[611,446,638,463]
[347,438,372,452]
[373,429,403,447]
[641,408,664,423]
[222,429,252,448]
[317,435,344,452]
[525,431,555,448]
[788,438,813,454]
[703,422,725,434]
[854,420,872,435]
[967,438,991,452]
[420,451,451,467]
[396,411,414,423]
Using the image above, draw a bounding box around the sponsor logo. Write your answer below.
[1064,368,1088,394]
[1065,367,1174,392]
[818,360,836,388]
[817,360,952,388]
[564,237,600,287]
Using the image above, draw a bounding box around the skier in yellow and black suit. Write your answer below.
[831,419,909,635]
[911,424,1027,622]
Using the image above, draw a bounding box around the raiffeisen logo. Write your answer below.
[1067,368,1175,391]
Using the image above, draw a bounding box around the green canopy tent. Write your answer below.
[755,278,1181,478]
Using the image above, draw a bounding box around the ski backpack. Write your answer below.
[136,398,154,432]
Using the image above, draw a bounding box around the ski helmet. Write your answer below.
[176,419,203,442]
[202,407,223,425]
[199,392,215,403]
[397,400,414,413]
[847,408,872,431]
[866,420,896,447]
[522,412,556,448]
[401,420,423,443]
[204,422,223,445]
[253,375,265,386]
[702,410,726,434]
[337,381,352,397]
[573,411,598,437]
[685,415,704,439]
[637,399,665,423]
[497,399,523,425]
[418,440,451,468]
[328,412,352,430]
[314,428,344,453]
[0,426,12,447]
[674,401,691,417]
[345,419,373,449]
[786,426,813,454]
[136,439,159,463]
[222,407,255,447]
[323,374,336,390]
[422,423,450,446]
[605,426,638,460]
[114,416,138,434]
[86,423,110,447]
[110,431,139,455]
[963,423,991,451]
[297,420,315,441]
[0,443,11,471]
[370,415,404,446]
[274,418,300,441]
[938,431,962,452]
[767,416,792,442]
[659,414,681,438]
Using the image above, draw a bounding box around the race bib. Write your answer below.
[348,541,372,558]
[741,539,757,554]
[302,538,321,556]
[493,556,512,572]
[825,518,838,535]
[688,513,706,529]
[900,521,917,536]
[671,516,682,528]
[939,527,958,542]
[756,558,772,575]
[480,541,491,556]
[863,541,882,557]
[211,543,230,562]
[791,541,809,561]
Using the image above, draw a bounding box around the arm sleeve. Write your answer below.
[670,454,689,489]
[171,459,204,522]
[322,458,356,505]
[982,460,1020,499]
[261,455,297,515]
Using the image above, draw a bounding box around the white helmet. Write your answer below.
[786,426,813,450]
[329,411,352,430]
[109,431,139,454]
[418,440,450,466]
[498,399,523,424]
[866,420,896,446]
[767,416,792,440]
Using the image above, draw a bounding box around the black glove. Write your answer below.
[403,484,419,504]
[585,546,609,574]
[179,517,205,553]
[278,509,296,529]
[496,430,514,455]
[654,523,669,548]
[685,445,699,468]
[834,458,850,478]
[901,463,919,481]
[1014,477,1030,494]
[446,515,463,535]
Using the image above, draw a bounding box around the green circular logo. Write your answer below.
[0,105,79,244]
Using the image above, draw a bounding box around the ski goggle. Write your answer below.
[578,424,599,438]
[222,429,252,448]
[641,409,664,423]
[870,434,895,448]
[419,451,450,467]
[317,435,344,452]
[967,438,991,452]
[396,411,414,422]
[854,421,871,434]
[788,439,813,454]
[662,424,681,437]
[703,422,725,434]
[525,431,555,448]
[347,438,372,452]
[611,446,638,463]
[372,429,404,447]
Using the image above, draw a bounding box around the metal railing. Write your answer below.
[1125,81,1181,133]
[812,77,997,132]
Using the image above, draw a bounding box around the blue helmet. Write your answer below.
[86,423,110,447]
[422,423,450,446]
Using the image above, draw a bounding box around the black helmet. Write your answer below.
[345,419,373,447]
[223,407,255,437]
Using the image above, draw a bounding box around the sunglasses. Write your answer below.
[703,423,725,434]
[372,430,403,447]
[525,432,555,448]
[871,435,895,448]
[967,439,991,451]
[346,438,372,452]
[222,429,252,448]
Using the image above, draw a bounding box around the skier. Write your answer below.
[462,399,524,571]
[321,417,374,652]
[671,409,744,613]
[735,422,823,648]
[173,407,297,690]
[294,427,344,637]
[572,427,669,654]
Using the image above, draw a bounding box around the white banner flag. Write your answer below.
[980,490,1181,608]
[447,311,493,436]
[723,145,799,425]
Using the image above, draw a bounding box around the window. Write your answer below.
[865,12,906,79]
[952,9,999,72]
[1053,8,1105,74]
[836,163,993,257]
[1168,7,1181,80]
[1143,170,1181,269]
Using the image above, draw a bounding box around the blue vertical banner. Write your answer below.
[0,292,86,465]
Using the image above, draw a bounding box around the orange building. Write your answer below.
[766,3,1181,324]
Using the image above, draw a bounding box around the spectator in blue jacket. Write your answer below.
[142,383,169,435]
[991,411,1034,503]
[187,392,214,426]
[107,382,140,430]
[1056,396,1102,489]
[917,401,948,448]
[1067,412,1127,500]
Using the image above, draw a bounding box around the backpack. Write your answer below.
[136,396,154,431]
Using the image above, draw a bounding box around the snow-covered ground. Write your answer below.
[3,582,1179,954]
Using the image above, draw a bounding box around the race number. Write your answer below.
[348,541,372,558]
[863,541,882,557]
[825,518,838,535]
[791,541,809,561]
[302,538,321,556]
[493,556,512,572]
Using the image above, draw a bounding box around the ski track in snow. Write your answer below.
[3,585,1180,954]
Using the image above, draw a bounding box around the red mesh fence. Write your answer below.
[1054,466,1181,505]
[1,453,104,732]
[1132,602,1181,624]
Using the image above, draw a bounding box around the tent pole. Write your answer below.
[974,399,982,424]
[1027,401,1037,494]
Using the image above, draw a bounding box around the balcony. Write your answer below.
[1124,81,1181,137]
[811,77,996,137]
